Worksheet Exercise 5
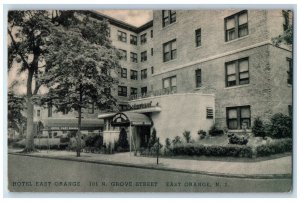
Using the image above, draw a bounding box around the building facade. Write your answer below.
[35,10,293,149]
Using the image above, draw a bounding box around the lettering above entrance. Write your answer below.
[112,113,130,126]
[111,112,152,127]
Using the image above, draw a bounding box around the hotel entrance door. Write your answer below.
[139,126,150,148]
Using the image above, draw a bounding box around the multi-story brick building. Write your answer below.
[36,10,293,150]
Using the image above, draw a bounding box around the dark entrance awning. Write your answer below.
[111,112,152,127]
[41,118,104,131]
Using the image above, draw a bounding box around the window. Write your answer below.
[195,69,202,87]
[141,87,147,95]
[225,10,248,42]
[162,10,176,27]
[119,104,129,111]
[163,76,177,92]
[118,86,127,97]
[117,30,127,42]
[163,39,177,62]
[121,68,127,78]
[48,105,52,117]
[140,33,147,44]
[141,51,147,62]
[226,106,251,129]
[37,110,40,117]
[88,102,94,114]
[119,49,127,61]
[141,69,147,80]
[287,58,293,85]
[151,30,153,38]
[225,58,249,87]
[130,35,137,45]
[151,66,154,74]
[195,28,201,47]
[151,48,153,56]
[130,70,138,80]
[206,107,213,119]
[131,87,137,95]
[130,52,137,63]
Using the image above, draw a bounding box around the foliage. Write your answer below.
[182,130,191,143]
[8,11,56,151]
[148,128,157,148]
[252,117,266,138]
[8,91,26,131]
[117,128,129,149]
[208,124,224,136]
[256,138,292,157]
[198,130,207,140]
[165,138,171,149]
[169,143,253,158]
[228,133,248,145]
[267,113,292,138]
[272,10,293,46]
[172,136,182,146]
[84,135,103,148]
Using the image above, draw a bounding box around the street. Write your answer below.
[8,154,292,192]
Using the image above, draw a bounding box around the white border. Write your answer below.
[1,0,299,201]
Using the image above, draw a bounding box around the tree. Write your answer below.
[8,91,26,135]
[252,117,266,138]
[38,11,120,157]
[8,11,54,152]
[272,10,293,46]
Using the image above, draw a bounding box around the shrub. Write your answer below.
[256,138,292,157]
[148,128,157,148]
[118,128,129,149]
[170,143,253,158]
[252,117,266,138]
[228,133,248,145]
[182,130,191,143]
[198,130,207,140]
[164,138,172,155]
[267,113,292,138]
[172,136,182,146]
[209,124,224,136]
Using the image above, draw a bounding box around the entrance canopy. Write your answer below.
[41,118,104,131]
[111,112,152,127]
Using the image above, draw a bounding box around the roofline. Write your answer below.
[81,10,153,34]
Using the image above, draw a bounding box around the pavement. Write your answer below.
[8,148,292,179]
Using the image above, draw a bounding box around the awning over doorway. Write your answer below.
[41,118,104,131]
[111,112,152,127]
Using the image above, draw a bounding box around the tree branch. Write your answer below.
[7,28,31,70]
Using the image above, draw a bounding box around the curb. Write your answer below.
[8,152,292,179]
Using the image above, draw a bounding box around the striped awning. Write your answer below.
[41,118,104,131]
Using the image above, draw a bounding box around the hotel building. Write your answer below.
[35,10,293,150]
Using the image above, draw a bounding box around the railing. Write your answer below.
[129,87,177,100]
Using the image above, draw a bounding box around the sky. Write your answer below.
[8,10,154,95]
[97,10,153,27]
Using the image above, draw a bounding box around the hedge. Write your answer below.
[140,138,292,158]
[169,143,253,158]
[256,138,292,157]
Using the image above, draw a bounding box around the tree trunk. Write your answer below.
[24,69,35,152]
[25,96,34,152]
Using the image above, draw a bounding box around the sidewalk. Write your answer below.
[8,149,292,179]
